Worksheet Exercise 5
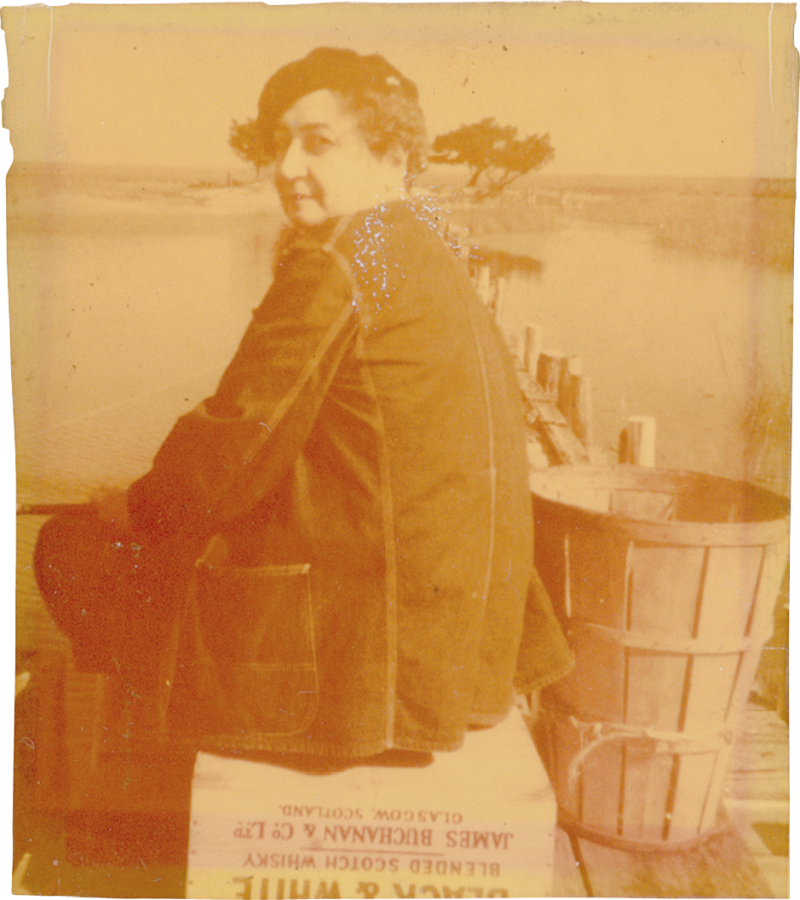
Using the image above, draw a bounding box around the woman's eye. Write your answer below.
[303,134,333,155]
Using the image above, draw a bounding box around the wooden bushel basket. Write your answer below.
[530,466,789,851]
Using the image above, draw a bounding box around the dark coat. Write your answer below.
[115,201,571,756]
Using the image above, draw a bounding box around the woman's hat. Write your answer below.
[256,47,419,156]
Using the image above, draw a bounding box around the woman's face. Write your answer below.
[273,89,407,228]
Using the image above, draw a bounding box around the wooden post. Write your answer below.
[578,374,593,446]
[620,415,656,466]
[524,324,543,380]
[536,350,568,398]
[558,356,582,408]
[557,358,593,445]
[503,328,521,362]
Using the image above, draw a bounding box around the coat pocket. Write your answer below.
[190,558,319,735]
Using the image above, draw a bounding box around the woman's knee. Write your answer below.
[33,512,109,600]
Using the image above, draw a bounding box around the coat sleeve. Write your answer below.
[126,245,358,540]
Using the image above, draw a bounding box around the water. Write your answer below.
[9,178,792,505]
[493,222,791,492]
[10,190,283,500]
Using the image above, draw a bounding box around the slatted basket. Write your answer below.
[530,465,789,850]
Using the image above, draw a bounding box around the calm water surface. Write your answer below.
[10,202,791,503]
[493,222,791,491]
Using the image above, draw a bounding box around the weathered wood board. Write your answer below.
[187,706,556,899]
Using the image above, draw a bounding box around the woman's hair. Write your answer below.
[256,47,427,181]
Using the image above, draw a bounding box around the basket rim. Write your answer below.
[530,464,789,545]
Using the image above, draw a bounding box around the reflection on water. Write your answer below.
[9,182,791,503]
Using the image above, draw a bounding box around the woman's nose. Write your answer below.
[277,138,307,180]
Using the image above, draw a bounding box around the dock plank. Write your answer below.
[554,705,789,897]
[568,818,774,898]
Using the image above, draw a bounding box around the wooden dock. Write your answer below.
[551,704,789,898]
[493,296,789,899]
[15,655,789,897]
[14,496,790,898]
[14,259,789,898]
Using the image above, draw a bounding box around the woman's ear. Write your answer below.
[384,145,409,174]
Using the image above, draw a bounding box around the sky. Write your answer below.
[1,2,797,179]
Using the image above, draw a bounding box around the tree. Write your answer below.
[429,118,554,198]
[229,118,267,177]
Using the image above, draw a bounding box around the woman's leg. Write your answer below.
[33,512,188,674]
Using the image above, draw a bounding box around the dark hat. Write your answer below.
[256,47,419,156]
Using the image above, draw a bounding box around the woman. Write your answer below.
[35,47,571,762]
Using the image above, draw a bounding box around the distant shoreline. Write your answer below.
[8,162,795,271]
[8,159,795,196]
